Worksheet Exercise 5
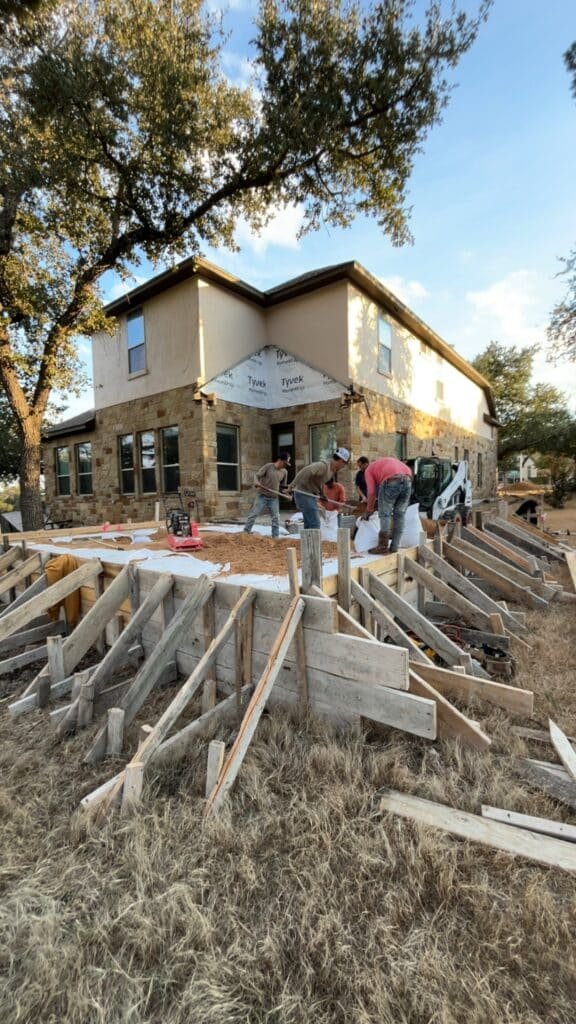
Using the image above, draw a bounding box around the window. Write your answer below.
[139,430,157,493]
[119,434,135,494]
[435,380,444,401]
[216,423,240,490]
[55,446,71,496]
[395,432,407,460]
[454,446,459,463]
[477,452,483,488]
[75,442,93,495]
[463,448,469,467]
[162,426,180,493]
[377,313,392,375]
[309,422,337,463]
[127,309,146,375]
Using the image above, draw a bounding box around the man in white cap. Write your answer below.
[287,447,350,530]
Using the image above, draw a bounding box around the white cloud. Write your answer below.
[221,50,256,89]
[104,274,148,304]
[466,270,541,347]
[235,203,305,255]
[380,275,430,306]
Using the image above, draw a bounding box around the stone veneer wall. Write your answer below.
[43,382,496,526]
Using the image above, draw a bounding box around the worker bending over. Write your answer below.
[364,456,412,554]
[243,452,291,539]
[287,448,350,529]
[320,477,347,524]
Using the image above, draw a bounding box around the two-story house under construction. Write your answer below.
[43,259,498,524]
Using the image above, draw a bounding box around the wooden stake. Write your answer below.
[301,529,322,591]
[337,528,351,611]
[201,592,217,713]
[77,679,95,729]
[121,762,144,814]
[106,707,125,757]
[286,547,309,711]
[46,635,65,684]
[205,740,226,799]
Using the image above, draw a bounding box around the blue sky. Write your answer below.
[71,0,576,415]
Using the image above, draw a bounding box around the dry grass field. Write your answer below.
[1,585,576,1022]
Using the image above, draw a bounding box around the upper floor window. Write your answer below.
[309,422,337,463]
[161,426,180,493]
[119,434,135,494]
[216,423,240,491]
[75,442,93,495]
[139,430,157,493]
[55,446,71,496]
[435,380,444,401]
[377,313,392,375]
[127,309,146,375]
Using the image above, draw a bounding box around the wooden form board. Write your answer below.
[0,559,102,646]
[3,518,162,544]
[485,520,565,563]
[414,662,533,715]
[408,670,491,751]
[444,543,548,610]
[379,790,576,872]
[514,758,576,812]
[462,525,540,576]
[448,537,557,601]
[405,554,497,634]
[481,805,576,842]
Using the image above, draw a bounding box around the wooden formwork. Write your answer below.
[1,515,573,822]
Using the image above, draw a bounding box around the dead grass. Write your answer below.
[1,591,576,1021]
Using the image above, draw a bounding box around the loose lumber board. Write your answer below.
[513,726,576,745]
[514,758,576,813]
[414,662,533,715]
[485,520,564,563]
[379,790,576,872]
[444,543,548,610]
[408,669,491,751]
[462,525,540,575]
[549,719,576,782]
[481,805,576,842]
[418,545,528,638]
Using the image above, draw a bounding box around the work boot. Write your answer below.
[369,531,390,555]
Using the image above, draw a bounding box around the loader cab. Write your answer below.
[407,456,471,522]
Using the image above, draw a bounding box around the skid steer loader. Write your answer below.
[406,457,472,524]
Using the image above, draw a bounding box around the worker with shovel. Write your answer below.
[287,448,351,529]
[363,456,413,554]
[243,452,292,539]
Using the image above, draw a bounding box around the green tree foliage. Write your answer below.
[0,0,491,527]
[0,389,21,480]
[547,43,576,362]
[472,341,576,460]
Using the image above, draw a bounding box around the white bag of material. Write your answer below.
[353,512,380,553]
[320,509,339,542]
[398,502,421,548]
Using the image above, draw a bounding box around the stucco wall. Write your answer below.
[347,284,492,440]
[92,279,199,410]
[197,279,268,382]
[266,282,350,384]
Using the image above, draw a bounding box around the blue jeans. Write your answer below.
[377,475,412,552]
[294,491,321,530]
[244,493,280,537]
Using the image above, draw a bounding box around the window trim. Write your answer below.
[75,441,93,496]
[309,421,338,463]
[55,445,72,497]
[118,433,136,495]
[127,309,147,377]
[138,429,157,494]
[377,312,392,377]
[161,425,180,494]
[216,422,241,492]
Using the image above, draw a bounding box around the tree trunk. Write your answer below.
[19,419,44,530]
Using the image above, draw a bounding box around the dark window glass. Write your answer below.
[216,424,239,491]
[56,446,71,496]
[76,442,93,495]
[127,310,146,374]
[139,430,156,493]
[395,432,407,460]
[162,426,180,493]
[477,453,483,487]
[119,434,135,494]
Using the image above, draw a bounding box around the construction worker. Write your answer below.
[243,452,291,539]
[320,477,347,526]
[287,448,351,529]
[363,455,413,554]
[355,456,369,500]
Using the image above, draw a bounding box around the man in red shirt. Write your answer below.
[319,478,347,511]
[364,456,413,554]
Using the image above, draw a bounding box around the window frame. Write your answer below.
[75,441,93,495]
[309,422,338,463]
[216,422,240,492]
[377,312,392,376]
[138,429,157,494]
[119,434,136,495]
[161,425,180,494]
[127,309,147,377]
[395,432,407,460]
[55,445,71,497]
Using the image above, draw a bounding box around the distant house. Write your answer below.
[43,258,498,525]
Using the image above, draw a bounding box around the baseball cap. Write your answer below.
[278,450,291,464]
[334,447,351,463]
